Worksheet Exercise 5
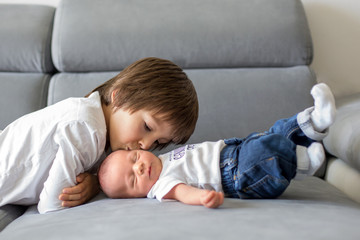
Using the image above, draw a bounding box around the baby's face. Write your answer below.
[101,150,162,198]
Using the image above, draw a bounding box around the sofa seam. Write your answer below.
[54,0,64,72]
[39,75,50,108]
[41,8,56,73]
[48,74,56,106]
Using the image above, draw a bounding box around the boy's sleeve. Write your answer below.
[37,122,101,214]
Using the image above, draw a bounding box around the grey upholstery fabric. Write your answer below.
[2,0,360,238]
[47,72,118,105]
[47,66,315,143]
[52,0,312,72]
[0,73,50,129]
[0,205,27,232]
[0,4,54,226]
[324,93,360,171]
[186,67,316,142]
[0,4,55,73]
[1,177,359,240]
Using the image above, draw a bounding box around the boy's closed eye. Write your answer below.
[144,123,160,148]
[144,123,151,131]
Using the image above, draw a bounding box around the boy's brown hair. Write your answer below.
[89,57,199,148]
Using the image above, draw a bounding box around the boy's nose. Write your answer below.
[139,138,155,150]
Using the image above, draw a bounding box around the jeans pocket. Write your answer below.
[243,174,290,199]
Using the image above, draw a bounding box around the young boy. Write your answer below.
[0,57,198,213]
[98,83,336,208]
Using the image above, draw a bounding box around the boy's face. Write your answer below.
[106,107,174,151]
[102,150,162,198]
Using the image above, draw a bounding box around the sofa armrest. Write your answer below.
[322,93,360,204]
[324,157,360,204]
[323,93,360,172]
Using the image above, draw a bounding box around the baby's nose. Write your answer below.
[135,162,145,175]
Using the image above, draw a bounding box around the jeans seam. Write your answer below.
[286,125,301,139]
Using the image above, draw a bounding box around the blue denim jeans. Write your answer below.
[220,114,316,199]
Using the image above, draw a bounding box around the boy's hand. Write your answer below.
[200,190,224,208]
[59,172,100,207]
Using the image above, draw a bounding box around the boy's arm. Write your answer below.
[38,146,80,214]
[38,123,101,214]
[163,183,224,208]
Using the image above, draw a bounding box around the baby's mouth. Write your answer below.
[148,166,152,178]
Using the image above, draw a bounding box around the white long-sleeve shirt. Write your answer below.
[0,92,106,214]
[147,140,226,201]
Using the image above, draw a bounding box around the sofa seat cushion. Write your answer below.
[1,177,359,240]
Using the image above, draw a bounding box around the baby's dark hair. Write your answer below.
[89,57,199,148]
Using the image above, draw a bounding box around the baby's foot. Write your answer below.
[296,143,325,176]
[310,83,336,132]
[306,142,325,176]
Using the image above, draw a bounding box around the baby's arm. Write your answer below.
[164,183,224,208]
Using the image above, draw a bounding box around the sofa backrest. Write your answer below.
[0,4,55,129]
[49,0,316,147]
[0,0,316,148]
[52,0,312,72]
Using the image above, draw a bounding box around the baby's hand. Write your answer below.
[200,190,224,208]
[59,172,100,207]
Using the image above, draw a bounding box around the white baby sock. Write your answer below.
[296,143,325,177]
[310,83,336,132]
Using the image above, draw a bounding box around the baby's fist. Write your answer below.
[200,190,224,208]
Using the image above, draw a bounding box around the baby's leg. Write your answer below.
[267,114,314,147]
[222,134,297,199]
[266,84,335,146]
[296,142,325,177]
[297,83,336,141]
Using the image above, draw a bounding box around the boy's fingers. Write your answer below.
[59,173,98,208]
[61,199,83,208]
[62,184,85,194]
[76,172,87,183]
[59,193,83,201]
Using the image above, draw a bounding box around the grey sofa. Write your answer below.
[1,0,359,239]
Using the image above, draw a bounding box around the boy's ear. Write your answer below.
[111,90,118,103]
